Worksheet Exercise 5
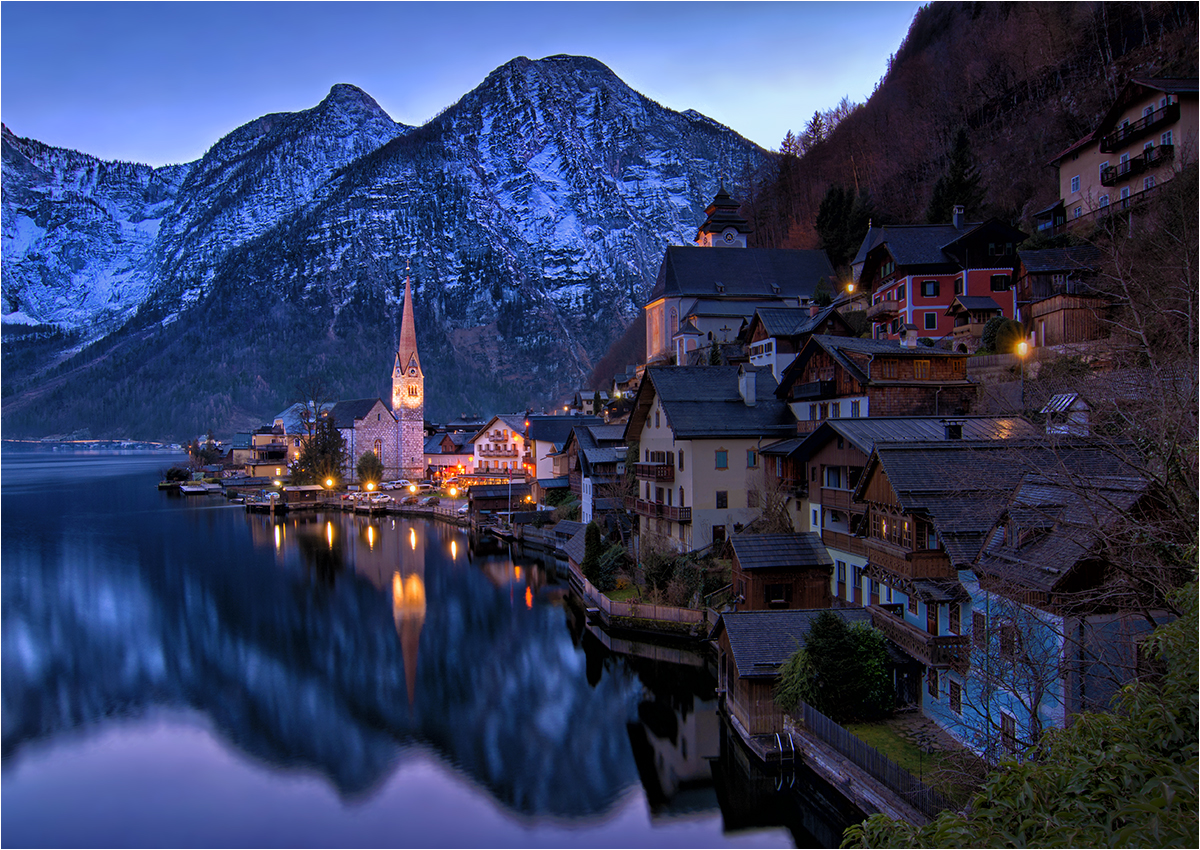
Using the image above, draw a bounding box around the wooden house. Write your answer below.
[729,533,833,610]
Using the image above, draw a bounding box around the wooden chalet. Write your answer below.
[729,533,833,610]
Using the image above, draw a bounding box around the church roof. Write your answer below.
[329,398,392,425]
[696,184,752,236]
[394,273,421,376]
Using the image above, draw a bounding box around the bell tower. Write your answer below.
[392,266,424,480]
[695,181,751,247]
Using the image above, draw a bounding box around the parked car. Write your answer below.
[369,493,392,505]
[457,503,470,515]
[402,495,419,506]
[418,496,440,506]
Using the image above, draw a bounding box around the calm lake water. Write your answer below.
[1,449,860,848]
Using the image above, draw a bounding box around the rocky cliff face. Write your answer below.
[1,55,769,438]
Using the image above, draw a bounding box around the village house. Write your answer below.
[712,608,873,738]
[424,431,474,480]
[560,423,627,524]
[469,414,528,480]
[775,335,975,434]
[1039,78,1198,232]
[624,365,795,553]
[1013,245,1114,351]
[743,303,856,381]
[523,414,603,481]
[728,533,833,611]
[853,210,1027,343]
[644,185,836,366]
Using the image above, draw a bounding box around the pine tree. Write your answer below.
[926,128,985,223]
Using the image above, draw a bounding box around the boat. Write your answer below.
[179,483,208,494]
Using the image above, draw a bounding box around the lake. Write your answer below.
[1,449,860,847]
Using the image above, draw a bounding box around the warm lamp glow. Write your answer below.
[448,487,457,497]
[409,528,417,551]
[325,478,334,488]
[409,484,417,493]
[1017,340,1029,357]
[846,282,856,294]
[326,521,334,550]
[367,482,375,491]
[525,586,533,609]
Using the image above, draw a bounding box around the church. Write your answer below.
[328,271,426,482]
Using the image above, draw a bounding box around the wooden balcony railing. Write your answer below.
[866,298,901,320]
[623,496,692,522]
[792,379,836,401]
[1100,101,1180,152]
[868,604,970,672]
[633,462,675,482]
[864,537,954,579]
[820,528,868,556]
[819,487,851,511]
[1100,145,1173,186]
[477,447,518,457]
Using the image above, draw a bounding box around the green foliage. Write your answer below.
[355,450,384,486]
[290,414,345,485]
[775,611,894,722]
[841,310,870,337]
[813,277,834,307]
[162,466,191,482]
[708,339,721,365]
[843,584,1199,848]
[581,521,603,585]
[594,544,625,592]
[979,316,1023,354]
[917,336,935,348]
[816,185,880,272]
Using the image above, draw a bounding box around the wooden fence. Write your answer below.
[572,561,710,632]
[798,701,957,821]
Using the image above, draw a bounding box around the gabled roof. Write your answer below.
[470,413,528,443]
[329,398,391,425]
[730,533,832,571]
[853,439,1136,567]
[946,295,1003,315]
[777,335,967,396]
[975,473,1148,596]
[526,414,603,445]
[791,415,1039,459]
[1017,245,1104,274]
[860,219,1026,278]
[715,609,873,679]
[748,304,852,340]
[625,365,795,441]
[648,246,835,303]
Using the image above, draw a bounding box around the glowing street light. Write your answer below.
[325,478,334,488]
[1016,339,1029,411]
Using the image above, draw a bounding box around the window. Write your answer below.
[1162,130,1173,146]
[1121,186,1131,200]
[712,525,726,544]
[715,450,727,469]
[950,680,962,715]
[972,611,986,648]
[655,411,660,428]
[1144,140,1154,152]
[1099,194,1110,207]
[830,402,840,418]
[850,400,861,418]
[927,668,939,699]
[954,277,964,296]
[908,593,918,614]
[836,561,846,582]
[715,490,728,509]
[374,439,383,458]
[1144,175,1156,190]
[1143,105,1154,118]
[819,403,828,419]
[921,280,939,297]
[679,487,685,507]
[812,509,819,527]
[913,360,930,380]
[990,274,1010,291]
[1000,622,1019,660]
[809,404,818,421]
[765,583,793,607]
[825,466,842,488]
[747,449,758,468]
[949,603,961,635]
[1099,160,1108,179]
[896,283,907,301]
[1001,713,1017,753]
[1070,174,1080,193]
[1072,206,1082,219]
[879,360,898,379]
[924,312,937,330]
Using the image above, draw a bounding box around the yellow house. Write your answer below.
[623,365,795,553]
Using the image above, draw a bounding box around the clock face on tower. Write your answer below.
[723,229,736,244]
[409,367,417,377]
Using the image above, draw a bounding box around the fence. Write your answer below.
[572,561,709,630]
[798,701,956,821]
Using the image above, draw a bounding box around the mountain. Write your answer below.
[1,55,770,439]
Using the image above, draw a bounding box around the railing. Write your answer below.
[792,379,836,401]
[864,538,954,579]
[633,462,675,482]
[821,528,868,556]
[819,487,851,511]
[477,447,518,457]
[572,559,707,628]
[796,701,957,820]
[623,496,692,522]
[867,604,971,671]
[1100,144,1173,186]
[1100,101,1179,151]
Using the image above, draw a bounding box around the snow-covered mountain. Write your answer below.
[1,55,770,439]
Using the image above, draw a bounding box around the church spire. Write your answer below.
[392,262,425,480]
[394,263,421,383]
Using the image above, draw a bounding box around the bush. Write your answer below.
[775,611,894,722]
[979,316,1023,354]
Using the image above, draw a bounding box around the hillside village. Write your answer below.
[184,74,1196,831]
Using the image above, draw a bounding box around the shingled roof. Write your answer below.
[716,609,873,679]
[778,335,968,395]
[329,398,391,425]
[790,415,1039,459]
[648,246,834,303]
[730,533,832,571]
[626,365,795,441]
[1018,245,1104,274]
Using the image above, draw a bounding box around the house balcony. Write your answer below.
[477,447,518,458]
[819,487,852,512]
[821,528,867,557]
[624,496,692,523]
[792,379,837,401]
[950,321,986,341]
[868,604,970,672]
[1100,145,1172,187]
[864,537,954,579]
[633,462,675,482]
[866,298,901,321]
[1099,101,1180,152]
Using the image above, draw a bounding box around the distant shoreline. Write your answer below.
[1,439,184,452]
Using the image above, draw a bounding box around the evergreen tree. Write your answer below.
[926,128,985,223]
[290,414,345,485]
[355,450,384,487]
[581,521,603,586]
[775,611,894,722]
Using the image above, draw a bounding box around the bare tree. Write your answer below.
[291,375,337,442]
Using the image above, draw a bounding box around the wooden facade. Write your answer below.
[732,562,832,611]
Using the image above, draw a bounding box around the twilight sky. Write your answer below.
[2,1,921,167]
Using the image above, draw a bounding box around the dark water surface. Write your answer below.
[1,450,858,848]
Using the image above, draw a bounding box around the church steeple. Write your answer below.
[392,264,424,479]
[695,181,751,247]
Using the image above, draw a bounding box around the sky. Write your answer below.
[1,1,922,167]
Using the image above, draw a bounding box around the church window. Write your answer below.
[374,439,383,458]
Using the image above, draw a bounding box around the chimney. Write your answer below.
[952,205,965,229]
[809,303,820,318]
[738,366,757,407]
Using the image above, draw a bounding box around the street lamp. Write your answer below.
[1016,339,1029,411]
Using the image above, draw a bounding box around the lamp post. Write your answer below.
[1017,339,1029,411]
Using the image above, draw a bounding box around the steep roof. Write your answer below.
[525,414,603,445]
[947,295,1003,314]
[730,533,833,571]
[716,609,873,679]
[792,415,1039,459]
[1018,245,1104,274]
[648,245,834,303]
[330,398,391,425]
[778,334,967,395]
[626,365,795,441]
[394,274,422,378]
[749,304,851,339]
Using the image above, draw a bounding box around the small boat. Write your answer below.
[179,483,208,494]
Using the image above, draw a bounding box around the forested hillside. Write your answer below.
[745,1,1197,268]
